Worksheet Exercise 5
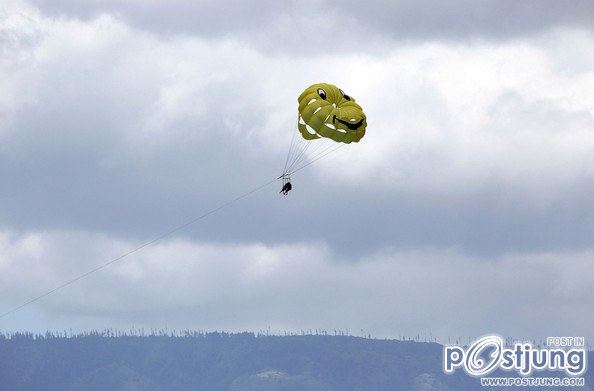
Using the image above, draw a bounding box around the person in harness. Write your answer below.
[280,181,292,195]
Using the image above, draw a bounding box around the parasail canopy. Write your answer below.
[297,83,366,143]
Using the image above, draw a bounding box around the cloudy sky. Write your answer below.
[1,0,594,342]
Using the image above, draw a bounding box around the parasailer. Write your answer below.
[280,181,292,195]
[280,82,367,194]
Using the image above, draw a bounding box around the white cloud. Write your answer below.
[1,230,593,342]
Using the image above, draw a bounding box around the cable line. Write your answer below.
[0,145,345,320]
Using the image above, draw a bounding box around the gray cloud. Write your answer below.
[337,0,594,41]
[27,0,594,48]
[1,2,594,337]
[1,231,593,342]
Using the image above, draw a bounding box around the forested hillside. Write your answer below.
[0,332,591,390]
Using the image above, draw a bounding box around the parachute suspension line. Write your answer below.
[291,138,320,168]
[282,125,299,175]
[288,144,345,176]
[283,115,311,176]
[288,142,314,172]
[293,140,334,169]
[289,139,336,173]
[286,132,339,175]
[286,137,313,172]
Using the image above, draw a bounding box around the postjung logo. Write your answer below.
[443,335,587,377]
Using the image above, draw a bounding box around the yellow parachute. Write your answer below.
[297,83,366,143]
[281,83,367,192]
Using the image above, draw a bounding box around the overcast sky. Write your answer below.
[1,0,594,342]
